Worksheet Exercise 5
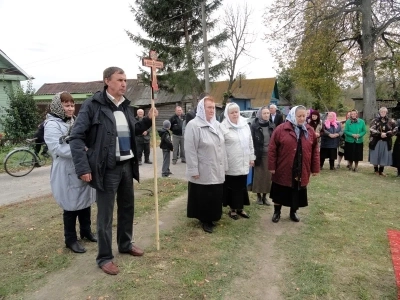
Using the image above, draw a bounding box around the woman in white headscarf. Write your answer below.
[184,96,227,233]
[268,105,320,223]
[220,103,255,220]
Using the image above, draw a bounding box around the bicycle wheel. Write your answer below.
[4,149,36,177]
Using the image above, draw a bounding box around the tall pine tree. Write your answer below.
[127,0,227,104]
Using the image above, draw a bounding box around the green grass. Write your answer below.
[0,143,16,173]
[278,166,399,299]
[1,169,400,299]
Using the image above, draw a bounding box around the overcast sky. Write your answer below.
[0,0,276,91]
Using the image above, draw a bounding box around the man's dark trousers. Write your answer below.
[96,160,135,267]
[136,138,150,162]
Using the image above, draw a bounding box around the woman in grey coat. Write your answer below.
[184,96,227,233]
[44,92,96,253]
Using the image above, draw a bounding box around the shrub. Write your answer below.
[0,81,40,143]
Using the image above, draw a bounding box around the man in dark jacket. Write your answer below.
[69,67,158,276]
[169,106,185,164]
[135,109,151,165]
[269,104,284,127]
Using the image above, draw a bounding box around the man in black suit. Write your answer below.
[269,104,284,126]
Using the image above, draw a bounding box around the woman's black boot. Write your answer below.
[78,207,97,242]
[272,205,281,223]
[290,208,300,222]
[64,210,86,253]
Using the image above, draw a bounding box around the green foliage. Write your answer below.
[375,52,400,101]
[0,81,40,142]
[292,16,343,109]
[277,65,296,103]
[265,0,400,120]
[128,0,228,99]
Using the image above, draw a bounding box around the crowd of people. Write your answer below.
[40,67,400,275]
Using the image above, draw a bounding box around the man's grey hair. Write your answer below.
[379,106,388,113]
[103,67,125,86]
[269,104,277,109]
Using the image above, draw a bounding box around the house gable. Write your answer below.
[209,78,279,109]
[0,50,32,131]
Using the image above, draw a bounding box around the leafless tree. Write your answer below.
[221,2,256,95]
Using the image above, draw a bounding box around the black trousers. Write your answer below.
[63,206,92,245]
[96,160,135,267]
[136,141,150,162]
[34,144,48,156]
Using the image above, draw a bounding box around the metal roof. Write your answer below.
[35,79,185,105]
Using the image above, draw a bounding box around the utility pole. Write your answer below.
[201,0,210,93]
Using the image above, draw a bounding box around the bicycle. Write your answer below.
[3,138,50,177]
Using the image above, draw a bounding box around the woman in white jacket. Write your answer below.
[220,103,255,220]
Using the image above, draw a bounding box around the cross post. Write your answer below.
[142,50,164,99]
[141,50,164,251]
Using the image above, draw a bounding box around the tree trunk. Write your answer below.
[183,14,199,108]
[360,0,377,122]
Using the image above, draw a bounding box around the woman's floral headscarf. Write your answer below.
[286,105,309,140]
[49,91,75,126]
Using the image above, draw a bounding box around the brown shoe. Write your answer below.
[100,262,119,275]
[126,245,144,256]
[379,172,387,177]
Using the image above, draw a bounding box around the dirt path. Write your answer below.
[16,192,294,300]
[19,193,188,300]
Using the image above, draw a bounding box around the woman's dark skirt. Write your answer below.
[320,148,338,160]
[223,175,250,210]
[344,142,363,162]
[269,182,308,209]
[187,182,223,223]
[393,140,400,168]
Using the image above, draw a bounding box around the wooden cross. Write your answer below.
[141,50,164,251]
[142,50,164,96]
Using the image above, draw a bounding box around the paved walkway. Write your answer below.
[0,148,187,207]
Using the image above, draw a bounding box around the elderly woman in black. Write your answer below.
[250,106,275,205]
[320,112,342,170]
[392,119,400,177]
[369,107,397,176]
